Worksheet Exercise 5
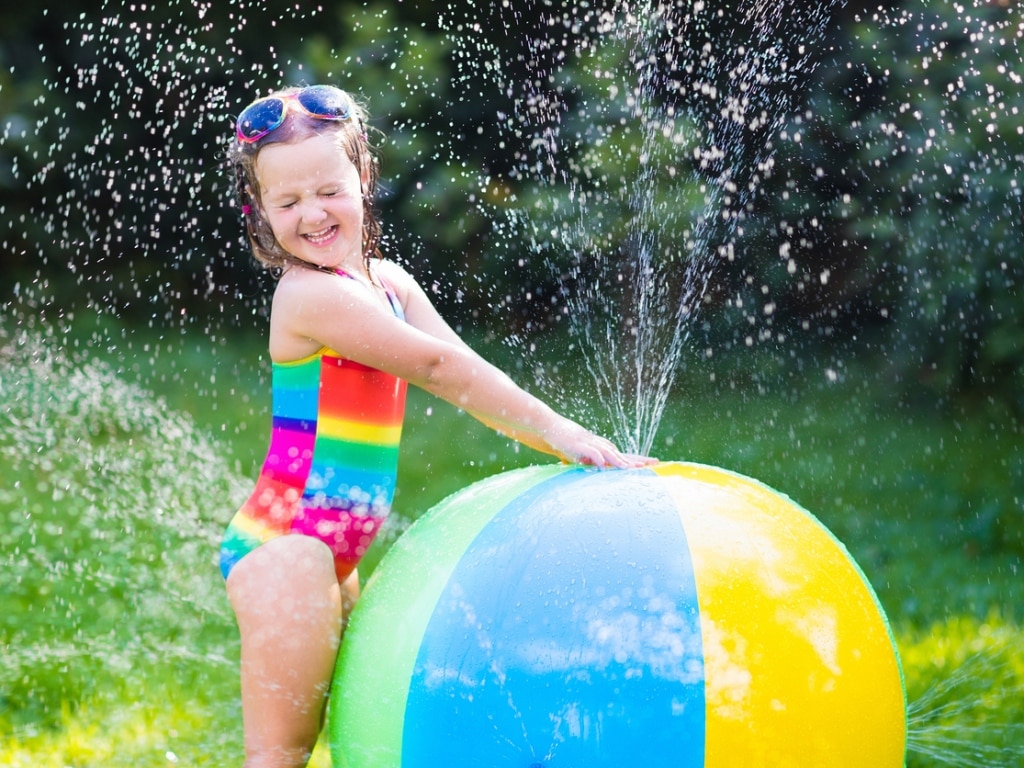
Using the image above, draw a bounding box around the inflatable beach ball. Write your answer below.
[330,462,906,768]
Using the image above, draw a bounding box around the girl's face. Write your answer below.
[255,133,365,271]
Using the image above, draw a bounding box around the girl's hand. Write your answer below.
[548,420,658,469]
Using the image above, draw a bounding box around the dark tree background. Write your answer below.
[1,0,1020,411]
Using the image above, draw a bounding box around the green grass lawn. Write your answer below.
[1,318,1021,766]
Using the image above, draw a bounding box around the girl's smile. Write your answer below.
[303,225,339,246]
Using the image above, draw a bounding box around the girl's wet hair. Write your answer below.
[227,86,382,276]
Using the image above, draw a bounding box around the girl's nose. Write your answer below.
[300,200,327,223]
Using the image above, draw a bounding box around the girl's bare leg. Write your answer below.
[226,535,360,768]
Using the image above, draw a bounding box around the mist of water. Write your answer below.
[906,644,1024,767]
[0,325,245,737]
[450,0,839,454]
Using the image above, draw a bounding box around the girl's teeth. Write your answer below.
[306,227,333,243]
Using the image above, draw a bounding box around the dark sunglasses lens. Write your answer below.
[296,86,350,119]
[237,98,285,140]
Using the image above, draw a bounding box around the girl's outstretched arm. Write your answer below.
[273,262,654,468]
[374,261,653,467]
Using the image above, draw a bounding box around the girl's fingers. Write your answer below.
[551,422,657,469]
[586,445,657,469]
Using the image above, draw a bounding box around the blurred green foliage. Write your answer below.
[753,0,1023,409]
[0,0,1020,410]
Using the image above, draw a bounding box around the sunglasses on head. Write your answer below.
[235,85,352,144]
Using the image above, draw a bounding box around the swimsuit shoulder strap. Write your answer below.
[333,266,404,320]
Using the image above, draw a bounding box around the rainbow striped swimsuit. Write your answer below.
[219,277,407,582]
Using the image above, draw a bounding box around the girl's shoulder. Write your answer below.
[274,261,361,292]
[270,265,362,328]
[372,258,420,304]
[270,259,420,314]
[373,258,415,287]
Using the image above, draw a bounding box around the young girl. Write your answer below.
[221,84,651,768]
